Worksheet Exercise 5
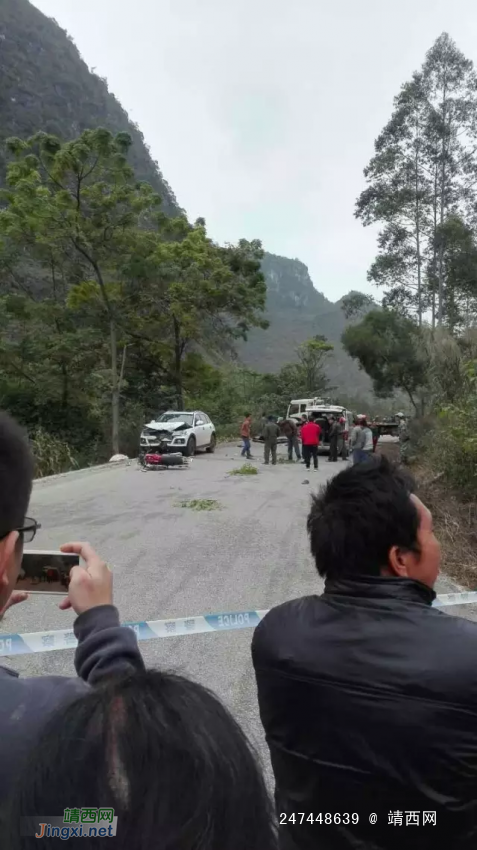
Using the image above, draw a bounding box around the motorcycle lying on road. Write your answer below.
[138,450,191,471]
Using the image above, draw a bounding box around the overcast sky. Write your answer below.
[31,0,477,301]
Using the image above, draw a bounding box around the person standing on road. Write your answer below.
[371,419,380,453]
[300,416,321,471]
[397,413,410,464]
[262,416,281,466]
[252,457,477,850]
[281,418,301,462]
[361,418,374,461]
[349,417,365,464]
[337,416,346,460]
[240,413,252,459]
[0,410,145,804]
[327,416,339,463]
[260,412,268,439]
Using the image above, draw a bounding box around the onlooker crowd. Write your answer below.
[2,408,476,850]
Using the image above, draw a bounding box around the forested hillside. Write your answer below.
[0,0,377,477]
[0,0,179,213]
[243,253,372,394]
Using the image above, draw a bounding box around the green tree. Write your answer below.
[342,310,427,412]
[422,34,477,325]
[356,33,477,329]
[0,128,161,453]
[124,223,267,407]
[341,292,376,320]
[356,74,430,325]
[432,215,477,331]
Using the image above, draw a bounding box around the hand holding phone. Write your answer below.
[59,542,113,616]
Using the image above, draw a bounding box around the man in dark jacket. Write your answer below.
[262,416,281,465]
[252,457,477,850]
[0,411,144,803]
[281,418,301,462]
[327,415,339,462]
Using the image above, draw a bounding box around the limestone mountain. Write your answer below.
[240,253,373,396]
[0,0,179,213]
[0,1,371,401]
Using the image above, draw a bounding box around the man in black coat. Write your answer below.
[252,456,477,850]
[327,416,339,462]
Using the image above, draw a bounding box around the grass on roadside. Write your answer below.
[175,498,222,511]
[229,463,258,476]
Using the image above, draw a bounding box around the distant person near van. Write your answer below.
[327,416,339,462]
[241,414,252,459]
[361,419,374,461]
[260,412,267,439]
[350,417,366,464]
[281,418,301,462]
[301,417,321,471]
[371,420,380,453]
[262,417,281,466]
[337,416,348,460]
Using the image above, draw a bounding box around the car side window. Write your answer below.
[199,412,209,423]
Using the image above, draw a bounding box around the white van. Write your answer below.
[287,398,317,421]
[304,404,354,455]
[287,397,334,422]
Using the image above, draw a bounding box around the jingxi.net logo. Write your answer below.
[21,808,118,839]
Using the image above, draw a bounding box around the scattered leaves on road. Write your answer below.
[229,463,258,476]
[175,499,222,511]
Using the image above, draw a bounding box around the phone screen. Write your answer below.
[18,551,80,595]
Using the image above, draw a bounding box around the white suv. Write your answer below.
[140,411,216,457]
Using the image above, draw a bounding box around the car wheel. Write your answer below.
[206,433,216,453]
[184,435,196,457]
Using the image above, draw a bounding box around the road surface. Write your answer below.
[3,442,474,781]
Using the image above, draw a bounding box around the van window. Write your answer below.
[299,403,308,413]
[289,404,300,416]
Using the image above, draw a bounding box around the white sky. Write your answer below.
[31,0,477,300]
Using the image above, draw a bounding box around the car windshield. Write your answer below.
[156,413,194,427]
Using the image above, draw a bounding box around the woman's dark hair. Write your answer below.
[5,671,277,850]
[307,455,420,579]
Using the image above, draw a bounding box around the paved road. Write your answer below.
[2,442,474,781]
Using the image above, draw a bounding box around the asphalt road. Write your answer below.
[2,441,475,782]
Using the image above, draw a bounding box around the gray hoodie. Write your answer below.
[0,604,144,805]
[350,425,365,451]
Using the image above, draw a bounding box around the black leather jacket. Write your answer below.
[252,576,477,849]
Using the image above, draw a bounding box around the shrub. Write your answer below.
[30,427,79,478]
[229,463,258,476]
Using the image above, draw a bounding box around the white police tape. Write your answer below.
[0,592,476,658]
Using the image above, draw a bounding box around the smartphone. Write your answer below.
[17,551,80,595]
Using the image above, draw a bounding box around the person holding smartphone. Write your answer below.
[0,411,144,804]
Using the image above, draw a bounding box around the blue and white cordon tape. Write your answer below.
[0,591,476,658]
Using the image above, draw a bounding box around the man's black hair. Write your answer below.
[5,670,277,850]
[0,412,34,540]
[244,412,251,418]
[307,455,420,580]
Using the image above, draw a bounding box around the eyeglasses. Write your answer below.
[18,517,41,544]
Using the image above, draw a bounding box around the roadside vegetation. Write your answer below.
[341,34,477,585]
[175,499,222,511]
[229,463,258,476]
[0,128,342,473]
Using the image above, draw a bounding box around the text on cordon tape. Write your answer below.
[0,591,475,657]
